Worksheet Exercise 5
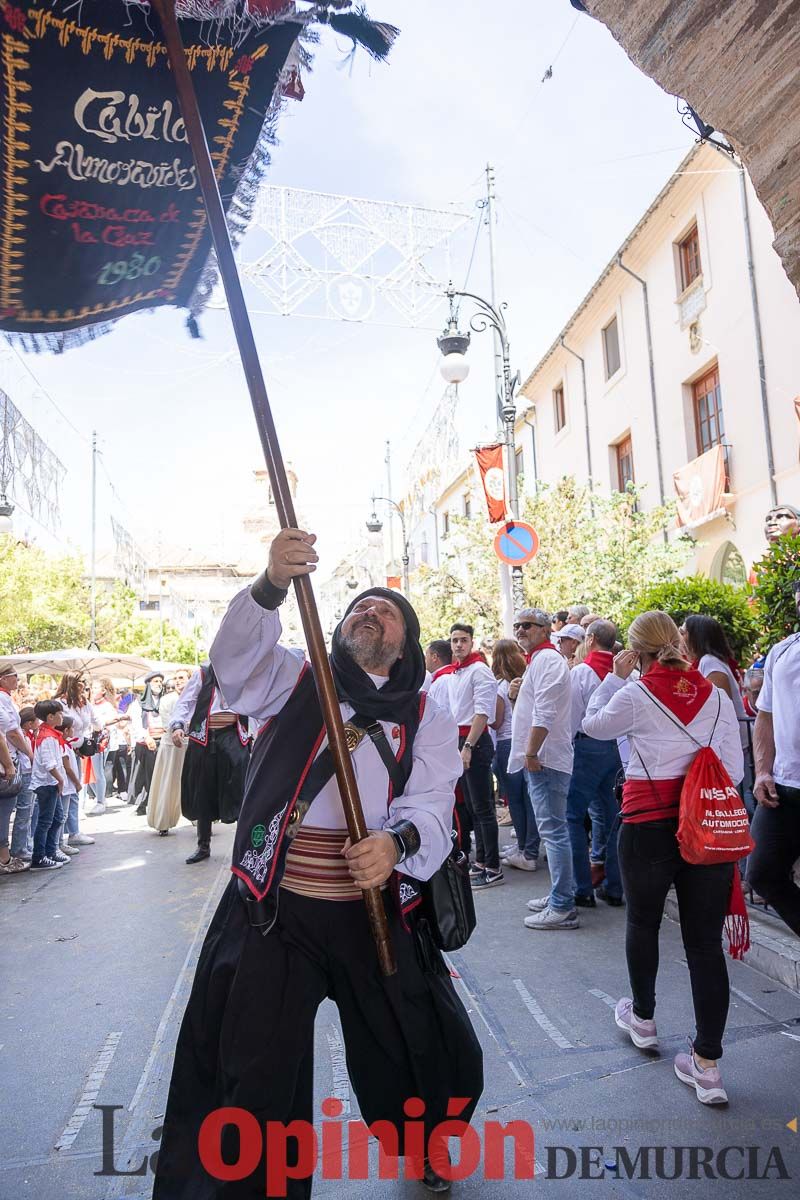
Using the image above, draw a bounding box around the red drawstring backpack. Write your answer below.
[638,686,754,959]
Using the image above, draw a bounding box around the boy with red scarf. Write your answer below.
[437,622,500,888]
[568,619,624,907]
[30,699,67,871]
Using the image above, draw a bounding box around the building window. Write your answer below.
[463,494,471,519]
[139,600,160,612]
[711,541,747,588]
[442,510,450,538]
[553,384,566,432]
[515,446,523,482]
[679,224,702,292]
[602,316,621,380]
[693,366,725,454]
[615,435,635,491]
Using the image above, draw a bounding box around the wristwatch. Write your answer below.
[388,829,408,864]
[464,740,475,751]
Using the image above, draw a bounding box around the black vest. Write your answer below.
[232,664,426,925]
[187,665,249,748]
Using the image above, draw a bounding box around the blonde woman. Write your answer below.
[584,611,743,1106]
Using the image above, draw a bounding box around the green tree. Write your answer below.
[413,516,502,646]
[96,583,205,664]
[520,479,693,625]
[620,576,762,663]
[751,533,800,653]
[0,534,90,652]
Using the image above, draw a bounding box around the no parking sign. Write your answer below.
[493,521,540,567]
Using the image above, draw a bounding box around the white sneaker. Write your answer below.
[504,851,538,872]
[526,896,550,912]
[85,804,106,817]
[524,906,579,930]
[60,842,80,856]
[69,833,95,846]
[53,849,71,863]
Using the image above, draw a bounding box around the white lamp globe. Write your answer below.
[439,353,470,385]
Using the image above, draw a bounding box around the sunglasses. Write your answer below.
[513,621,546,631]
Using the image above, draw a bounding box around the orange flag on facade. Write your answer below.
[673,444,727,527]
[474,444,507,523]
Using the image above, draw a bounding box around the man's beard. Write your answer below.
[341,620,401,674]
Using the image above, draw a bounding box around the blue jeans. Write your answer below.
[494,739,540,859]
[33,785,64,863]
[63,794,80,836]
[567,735,623,900]
[525,767,574,912]
[10,771,33,857]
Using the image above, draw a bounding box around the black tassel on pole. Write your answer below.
[325,6,399,61]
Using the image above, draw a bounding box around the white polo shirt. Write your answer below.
[446,661,498,730]
[509,649,574,775]
[757,633,800,789]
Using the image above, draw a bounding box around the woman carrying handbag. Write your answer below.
[583,611,744,1106]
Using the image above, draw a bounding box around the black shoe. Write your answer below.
[185,846,211,864]
[158,830,169,837]
[574,893,597,908]
[595,886,624,907]
[423,1158,452,1193]
[135,802,147,816]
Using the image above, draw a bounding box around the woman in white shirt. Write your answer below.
[584,611,743,1108]
[491,640,540,870]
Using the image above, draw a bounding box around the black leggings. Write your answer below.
[458,731,499,871]
[618,820,733,1061]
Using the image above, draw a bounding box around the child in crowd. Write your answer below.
[18,707,38,854]
[30,699,67,871]
[58,715,84,859]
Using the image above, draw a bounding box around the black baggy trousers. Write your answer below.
[153,880,484,1199]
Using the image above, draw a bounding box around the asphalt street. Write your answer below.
[2,798,799,1200]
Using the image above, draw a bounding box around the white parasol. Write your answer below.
[0,649,193,683]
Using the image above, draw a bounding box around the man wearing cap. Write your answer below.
[555,622,585,666]
[509,608,577,930]
[154,528,482,1200]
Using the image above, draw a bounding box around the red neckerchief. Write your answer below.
[525,641,560,665]
[743,694,757,718]
[431,664,457,681]
[36,724,67,751]
[641,664,713,724]
[583,650,614,681]
[452,652,487,671]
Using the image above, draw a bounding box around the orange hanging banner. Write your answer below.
[673,444,727,527]
[474,444,507,523]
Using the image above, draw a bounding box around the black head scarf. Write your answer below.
[140,672,165,714]
[330,588,426,724]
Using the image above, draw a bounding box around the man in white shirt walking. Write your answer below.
[748,579,800,936]
[446,622,501,888]
[509,608,577,929]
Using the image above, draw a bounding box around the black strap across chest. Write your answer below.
[296,713,408,809]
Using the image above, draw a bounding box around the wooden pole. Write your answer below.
[151,0,396,976]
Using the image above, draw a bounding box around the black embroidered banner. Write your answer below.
[0,1,301,344]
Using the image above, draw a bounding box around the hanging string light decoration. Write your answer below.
[0,387,66,533]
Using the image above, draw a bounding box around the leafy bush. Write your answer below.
[751,533,800,653]
[621,575,762,664]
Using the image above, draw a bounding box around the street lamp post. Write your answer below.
[437,282,525,613]
[366,497,410,599]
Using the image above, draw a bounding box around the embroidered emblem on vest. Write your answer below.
[239,804,287,885]
[398,880,417,906]
[251,824,266,849]
[343,722,366,753]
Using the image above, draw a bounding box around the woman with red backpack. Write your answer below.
[583,611,745,1106]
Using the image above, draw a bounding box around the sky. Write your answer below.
[3,0,698,583]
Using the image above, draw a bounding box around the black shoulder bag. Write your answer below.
[354,716,476,953]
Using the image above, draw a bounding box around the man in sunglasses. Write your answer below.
[509,609,578,930]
